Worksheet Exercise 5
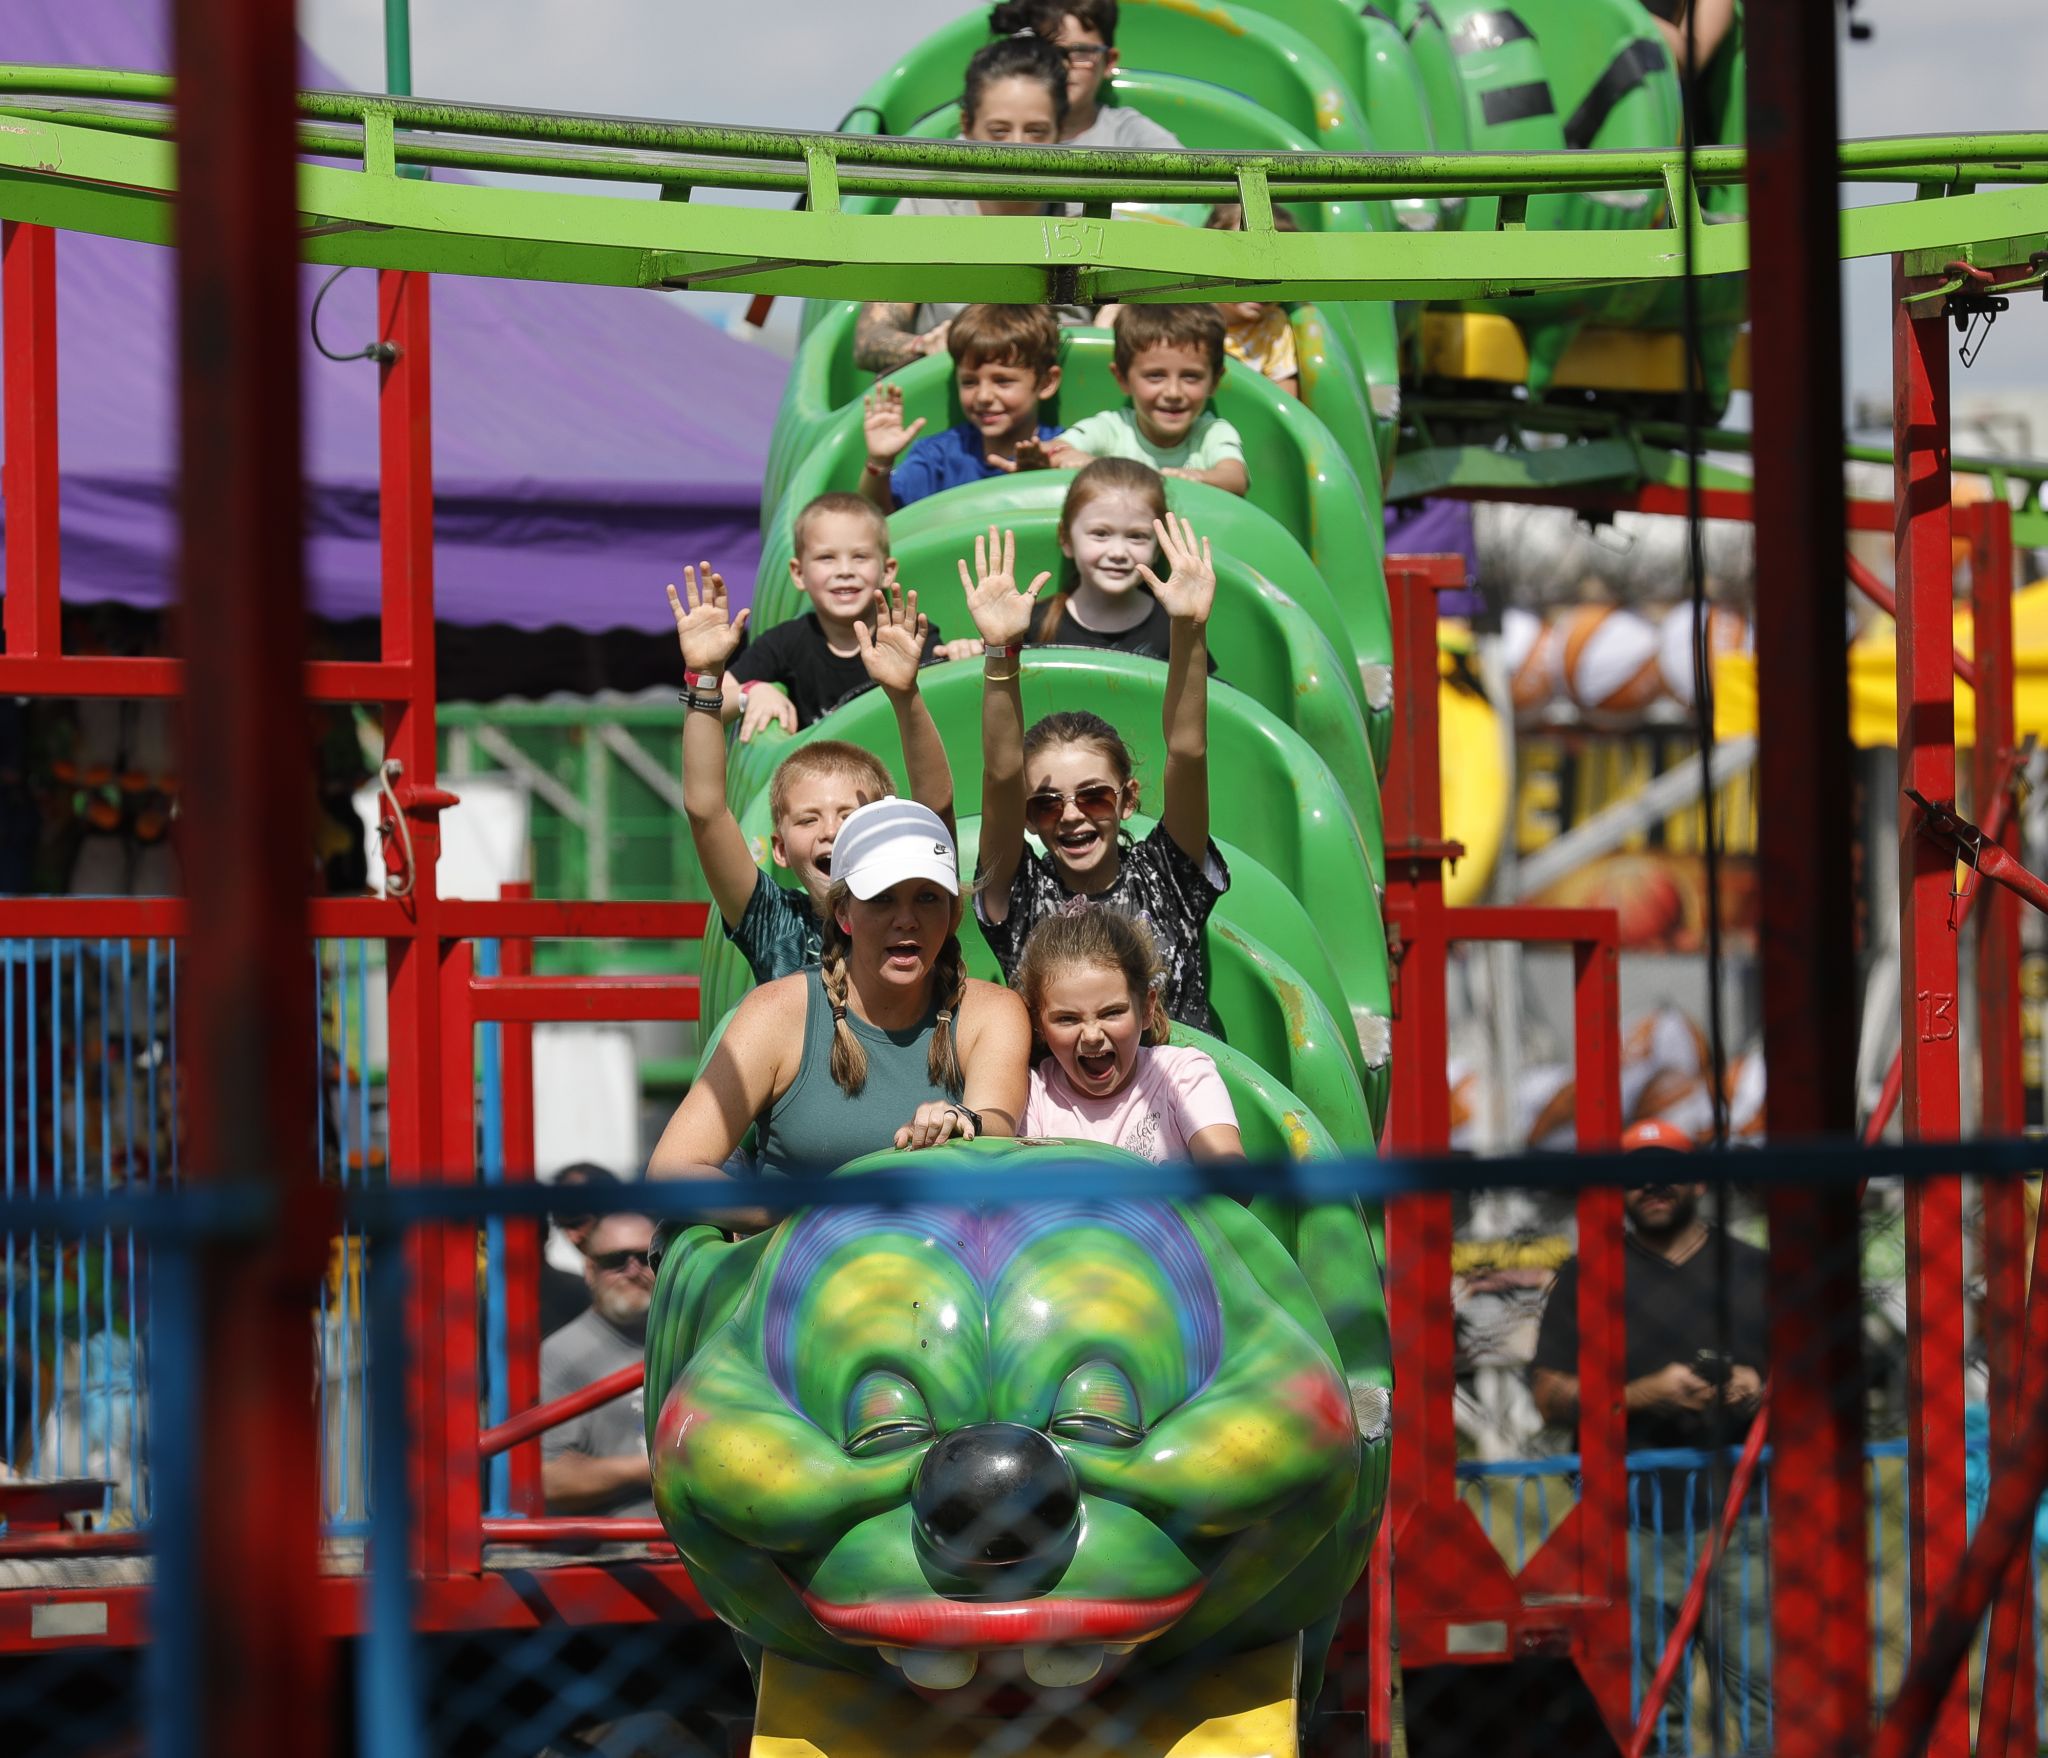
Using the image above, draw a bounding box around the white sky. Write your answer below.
[298,0,2048,418]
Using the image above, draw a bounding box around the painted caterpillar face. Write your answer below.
[650,1147,1380,1700]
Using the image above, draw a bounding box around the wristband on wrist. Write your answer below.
[681,686,726,715]
[863,460,891,477]
[684,669,725,690]
[982,642,1021,661]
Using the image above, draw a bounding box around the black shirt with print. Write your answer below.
[1028,594,1219,673]
[976,821,1230,1032]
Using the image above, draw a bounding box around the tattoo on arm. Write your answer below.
[853,303,925,373]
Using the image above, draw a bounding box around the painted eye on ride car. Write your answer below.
[1048,1361,1145,1447]
[844,1370,936,1457]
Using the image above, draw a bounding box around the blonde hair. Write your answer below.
[768,740,892,827]
[793,492,891,561]
[817,878,969,1098]
[1014,908,1169,1048]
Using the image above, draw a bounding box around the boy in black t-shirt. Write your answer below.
[725,494,979,739]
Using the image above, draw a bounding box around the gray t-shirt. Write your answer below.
[1066,104,1183,152]
[539,1305,653,1518]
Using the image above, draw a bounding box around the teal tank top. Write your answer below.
[755,969,959,1177]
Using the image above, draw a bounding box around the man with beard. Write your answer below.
[1528,1120,1771,1748]
[540,1210,656,1517]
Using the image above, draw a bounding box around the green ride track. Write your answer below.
[1,42,2045,1173]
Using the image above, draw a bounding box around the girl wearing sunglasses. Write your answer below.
[963,517,1229,1031]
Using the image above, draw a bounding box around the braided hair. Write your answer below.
[818,879,970,1099]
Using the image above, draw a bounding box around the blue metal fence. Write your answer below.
[1460,1438,2030,1754]
[0,937,385,1537]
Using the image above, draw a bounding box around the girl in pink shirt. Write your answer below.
[1015,909,1244,1163]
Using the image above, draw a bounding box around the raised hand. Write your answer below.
[958,526,1049,649]
[666,562,748,676]
[1041,438,1092,470]
[738,682,798,745]
[1137,513,1216,625]
[853,582,929,696]
[863,383,928,464]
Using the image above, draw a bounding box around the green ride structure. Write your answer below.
[5,3,2048,1747]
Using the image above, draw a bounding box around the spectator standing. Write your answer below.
[541,1211,657,1518]
[1528,1122,1771,1746]
[538,1162,619,1339]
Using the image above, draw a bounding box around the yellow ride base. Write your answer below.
[1420,312,1750,395]
[750,1638,1302,1758]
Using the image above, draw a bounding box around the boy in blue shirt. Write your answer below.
[859,304,1064,512]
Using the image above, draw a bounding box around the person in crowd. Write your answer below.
[1046,305,1249,494]
[540,1209,658,1517]
[717,496,977,740]
[1528,1120,1771,1742]
[539,1161,620,1338]
[962,517,1228,1031]
[860,305,1065,513]
[1205,203,1301,398]
[1016,907,1242,1161]
[1026,459,1216,668]
[647,798,1031,1189]
[990,0,1185,150]
[670,563,955,982]
[852,37,1092,374]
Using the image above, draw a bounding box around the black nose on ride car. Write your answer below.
[912,1422,1080,1571]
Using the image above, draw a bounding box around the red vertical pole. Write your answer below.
[1743,5,1868,1753]
[170,0,330,1747]
[1,221,61,657]
[1968,497,2035,1757]
[1380,557,1457,1701]
[1893,257,1971,1758]
[499,881,543,1514]
[373,267,479,1574]
[1571,933,1631,1741]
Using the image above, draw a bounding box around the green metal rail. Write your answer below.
[0,68,2044,301]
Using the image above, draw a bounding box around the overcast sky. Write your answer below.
[297,0,2048,417]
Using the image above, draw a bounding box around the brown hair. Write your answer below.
[1203,202,1303,233]
[1039,458,1167,641]
[768,741,892,827]
[991,0,1121,44]
[949,303,1062,377]
[817,878,968,1099]
[1014,908,1169,1047]
[961,33,1070,131]
[1112,304,1227,378]
[793,492,890,562]
[1022,709,1135,786]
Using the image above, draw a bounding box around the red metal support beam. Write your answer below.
[1893,255,1971,1758]
[468,972,701,1023]
[1743,4,1869,1752]
[1845,551,1977,689]
[0,655,414,699]
[1,220,60,658]
[497,881,545,1515]
[170,0,332,1745]
[478,1360,646,1458]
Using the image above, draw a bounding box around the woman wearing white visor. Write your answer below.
[650,797,1030,1177]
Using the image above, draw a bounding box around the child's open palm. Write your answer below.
[863,383,927,463]
[666,563,748,674]
[854,583,930,694]
[958,526,1049,648]
[1137,515,1216,625]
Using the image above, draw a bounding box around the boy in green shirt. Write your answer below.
[1047,304,1250,495]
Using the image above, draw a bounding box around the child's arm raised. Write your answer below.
[668,565,763,934]
[854,582,956,842]
[858,383,927,514]
[960,527,1049,924]
[1139,514,1217,864]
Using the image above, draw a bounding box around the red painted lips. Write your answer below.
[800,1583,1203,1650]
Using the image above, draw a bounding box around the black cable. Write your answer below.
[309,265,396,365]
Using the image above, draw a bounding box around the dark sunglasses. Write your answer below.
[589,1247,652,1273]
[1023,783,1123,833]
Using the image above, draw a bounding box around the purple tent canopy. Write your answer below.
[0,0,784,640]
